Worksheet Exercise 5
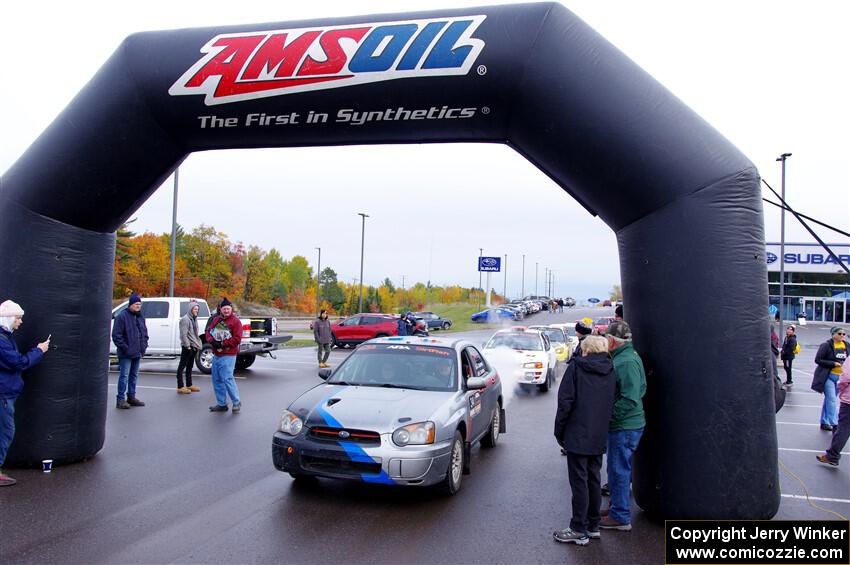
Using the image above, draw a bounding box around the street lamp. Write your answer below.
[478,248,483,310]
[776,153,792,336]
[357,213,369,313]
[168,167,179,297]
[521,254,525,298]
[535,262,538,296]
[315,247,321,317]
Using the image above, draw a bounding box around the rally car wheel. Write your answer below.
[481,408,500,448]
[442,322,451,330]
[440,431,464,495]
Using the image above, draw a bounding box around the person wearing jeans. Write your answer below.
[0,300,50,486]
[111,294,148,409]
[811,327,848,431]
[818,365,850,467]
[205,298,243,413]
[600,320,646,531]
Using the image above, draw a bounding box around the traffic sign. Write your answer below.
[478,256,501,272]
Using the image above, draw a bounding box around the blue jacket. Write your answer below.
[396,317,408,336]
[112,308,149,359]
[0,328,44,399]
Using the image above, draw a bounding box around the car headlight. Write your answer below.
[392,421,435,446]
[279,410,303,436]
[523,362,543,369]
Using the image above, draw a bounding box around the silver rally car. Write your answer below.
[272,336,504,494]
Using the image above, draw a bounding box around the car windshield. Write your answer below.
[485,334,542,351]
[539,329,565,343]
[327,344,457,391]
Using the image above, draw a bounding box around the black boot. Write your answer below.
[127,396,145,407]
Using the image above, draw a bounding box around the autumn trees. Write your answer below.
[114,223,494,315]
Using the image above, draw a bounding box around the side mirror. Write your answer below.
[467,376,486,390]
[318,368,332,380]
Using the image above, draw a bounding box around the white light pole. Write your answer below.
[168,167,179,297]
[357,213,369,313]
[503,254,507,301]
[315,247,321,317]
[521,254,525,298]
[535,262,538,296]
[776,152,792,336]
[478,248,483,310]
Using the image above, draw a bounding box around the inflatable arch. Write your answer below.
[0,3,777,518]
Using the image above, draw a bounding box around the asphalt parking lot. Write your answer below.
[0,310,847,564]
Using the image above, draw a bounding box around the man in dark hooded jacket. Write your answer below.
[553,335,617,545]
[111,293,148,409]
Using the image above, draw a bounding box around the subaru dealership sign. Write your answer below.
[478,257,501,272]
[766,243,850,273]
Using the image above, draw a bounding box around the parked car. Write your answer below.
[470,307,518,323]
[330,314,398,347]
[414,311,453,331]
[272,336,504,495]
[110,297,289,373]
[563,297,576,308]
[482,327,557,392]
[592,316,617,335]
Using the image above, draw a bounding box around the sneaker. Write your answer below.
[209,404,229,412]
[599,516,632,531]
[0,472,17,487]
[816,454,839,467]
[177,387,191,394]
[553,528,589,545]
[820,424,835,431]
[232,402,241,413]
[188,385,200,392]
[587,529,601,539]
[116,399,131,409]
[784,382,793,388]
[127,396,145,407]
[601,483,610,496]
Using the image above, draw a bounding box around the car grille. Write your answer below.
[301,453,382,476]
[308,426,381,446]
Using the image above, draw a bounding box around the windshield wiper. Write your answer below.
[330,380,352,386]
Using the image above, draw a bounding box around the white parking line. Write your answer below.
[779,447,850,455]
[784,404,823,408]
[107,383,182,391]
[776,421,821,426]
[781,494,850,504]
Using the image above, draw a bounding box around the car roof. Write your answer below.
[366,335,469,350]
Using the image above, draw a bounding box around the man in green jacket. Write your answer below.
[600,320,646,531]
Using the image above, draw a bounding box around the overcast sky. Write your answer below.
[2,1,848,300]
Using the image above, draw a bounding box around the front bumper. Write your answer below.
[240,335,291,355]
[511,366,547,385]
[272,431,452,486]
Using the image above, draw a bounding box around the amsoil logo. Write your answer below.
[169,16,486,106]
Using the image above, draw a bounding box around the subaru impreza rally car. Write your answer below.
[272,336,504,495]
[482,327,558,392]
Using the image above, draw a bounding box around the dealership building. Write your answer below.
[767,242,850,323]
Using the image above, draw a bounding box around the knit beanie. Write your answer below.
[0,300,24,317]
[129,293,142,306]
[832,327,846,336]
[219,297,233,309]
[575,318,592,336]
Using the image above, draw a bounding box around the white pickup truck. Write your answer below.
[110,297,290,372]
